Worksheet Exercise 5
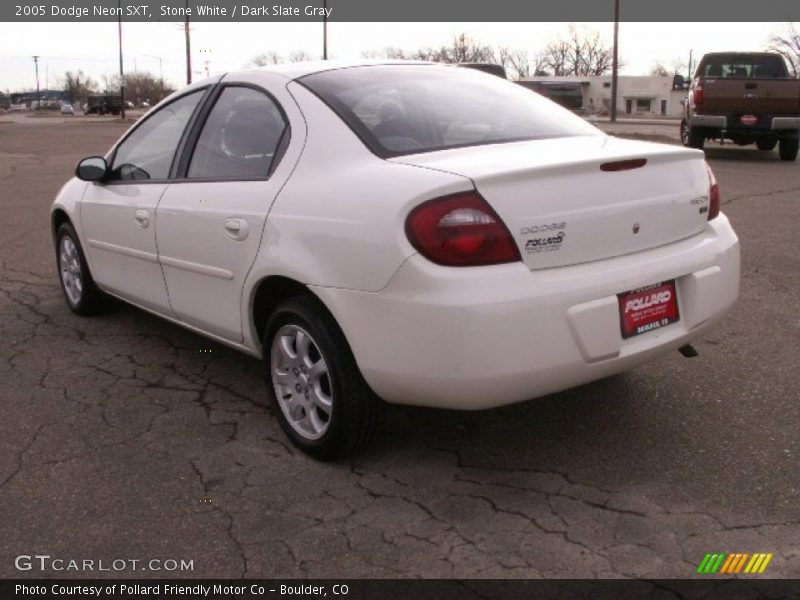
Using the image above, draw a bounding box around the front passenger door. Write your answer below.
[80,89,206,313]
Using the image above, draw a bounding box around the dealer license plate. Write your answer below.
[617,280,680,339]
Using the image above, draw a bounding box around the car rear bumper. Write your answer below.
[312,215,740,410]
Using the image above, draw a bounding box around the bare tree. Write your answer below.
[498,48,529,79]
[250,49,316,67]
[288,49,314,62]
[649,62,671,77]
[124,72,175,103]
[768,22,800,77]
[538,26,617,76]
[447,33,496,63]
[250,51,283,67]
[366,34,498,65]
[61,70,98,103]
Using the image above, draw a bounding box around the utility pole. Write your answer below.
[146,55,164,100]
[185,0,192,84]
[32,55,40,109]
[118,0,126,120]
[687,49,693,83]
[610,0,619,122]
[322,0,328,60]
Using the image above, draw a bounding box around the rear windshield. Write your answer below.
[300,65,599,157]
[698,55,788,79]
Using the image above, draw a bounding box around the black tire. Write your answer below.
[681,121,704,149]
[779,137,798,162]
[756,139,777,151]
[263,296,380,460]
[55,222,108,316]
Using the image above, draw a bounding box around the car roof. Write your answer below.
[226,59,433,81]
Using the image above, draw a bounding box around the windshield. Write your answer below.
[300,65,600,158]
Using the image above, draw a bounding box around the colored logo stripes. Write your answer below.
[697,552,773,574]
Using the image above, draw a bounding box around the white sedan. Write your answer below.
[51,61,740,458]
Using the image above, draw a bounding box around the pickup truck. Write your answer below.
[681,52,800,161]
[84,94,123,116]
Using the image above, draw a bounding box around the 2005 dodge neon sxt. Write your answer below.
[51,61,740,458]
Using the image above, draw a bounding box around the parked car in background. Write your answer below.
[517,80,584,112]
[60,104,75,115]
[681,52,800,161]
[51,61,740,458]
[9,104,26,112]
[84,94,123,115]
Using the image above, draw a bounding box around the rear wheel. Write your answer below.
[779,137,798,162]
[56,223,108,315]
[263,296,380,459]
[681,121,704,149]
[756,139,777,151]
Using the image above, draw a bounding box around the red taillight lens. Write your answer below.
[693,80,704,105]
[405,191,521,266]
[706,163,720,221]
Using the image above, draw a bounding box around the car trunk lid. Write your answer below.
[392,135,713,270]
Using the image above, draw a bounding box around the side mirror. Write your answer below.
[75,156,108,182]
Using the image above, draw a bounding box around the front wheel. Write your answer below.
[263,296,380,459]
[55,223,108,315]
[779,137,798,162]
[681,121,704,149]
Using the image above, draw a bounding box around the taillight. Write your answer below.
[706,163,720,221]
[693,79,704,105]
[405,191,521,266]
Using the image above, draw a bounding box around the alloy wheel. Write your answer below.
[270,324,334,440]
[59,235,83,306]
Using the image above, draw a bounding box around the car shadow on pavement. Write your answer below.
[74,296,690,496]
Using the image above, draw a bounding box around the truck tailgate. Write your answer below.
[702,78,800,115]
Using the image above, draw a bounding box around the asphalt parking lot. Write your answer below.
[0,115,798,579]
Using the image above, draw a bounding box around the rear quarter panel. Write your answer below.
[246,81,472,294]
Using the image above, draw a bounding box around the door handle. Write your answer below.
[223,218,249,241]
[134,209,150,228]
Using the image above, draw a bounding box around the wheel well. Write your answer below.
[51,209,71,240]
[252,276,314,343]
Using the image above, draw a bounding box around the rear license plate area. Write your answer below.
[618,280,680,339]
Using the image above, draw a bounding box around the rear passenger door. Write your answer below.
[155,81,294,342]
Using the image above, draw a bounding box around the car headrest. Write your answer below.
[223,103,282,157]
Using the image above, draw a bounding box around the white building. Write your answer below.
[521,75,687,118]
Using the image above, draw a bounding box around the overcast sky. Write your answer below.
[0,21,787,92]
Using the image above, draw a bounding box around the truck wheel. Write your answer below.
[779,137,798,162]
[263,296,381,460]
[681,121,704,149]
[756,139,777,151]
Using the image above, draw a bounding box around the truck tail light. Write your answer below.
[405,191,521,266]
[693,79,704,105]
[706,163,720,221]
